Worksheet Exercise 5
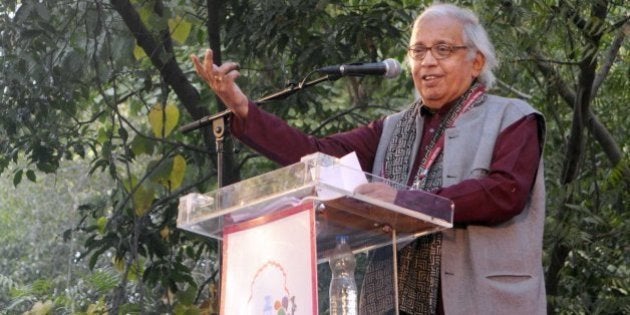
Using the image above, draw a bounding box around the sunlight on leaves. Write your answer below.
[23,300,54,315]
[86,299,108,315]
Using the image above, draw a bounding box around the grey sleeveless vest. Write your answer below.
[372,94,547,314]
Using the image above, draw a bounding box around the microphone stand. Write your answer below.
[179,73,340,188]
[180,73,339,310]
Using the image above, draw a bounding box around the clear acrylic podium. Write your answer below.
[177,153,453,314]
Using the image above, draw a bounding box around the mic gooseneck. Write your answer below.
[316,59,402,79]
[179,60,401,134]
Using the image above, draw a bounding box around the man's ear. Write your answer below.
[472,51,485,77]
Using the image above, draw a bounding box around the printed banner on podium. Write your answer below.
[221,202,318,315]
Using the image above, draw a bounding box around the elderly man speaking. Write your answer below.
[191,3,546,315]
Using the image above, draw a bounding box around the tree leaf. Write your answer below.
[133,43,147,60]
[112,256,125,272]
[130,135,155,156]
[169,16,192,44]
[148,102,180,138]
[124,176,155,217]
[13,169,23,187]
[176,284,198,306]
[133,182,154,217]
[25,170,37,182]
[96,216,108,234]
[160,226,170,240]
[148,158,172,187]
[128,260,144,282]
[169,154,187,189]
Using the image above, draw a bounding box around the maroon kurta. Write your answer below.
[231,100,541,225]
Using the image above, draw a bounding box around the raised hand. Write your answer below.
[191,49,249,118]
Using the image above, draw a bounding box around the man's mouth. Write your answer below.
[422,74,440,81]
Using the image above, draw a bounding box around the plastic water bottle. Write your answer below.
[329,235,358,315]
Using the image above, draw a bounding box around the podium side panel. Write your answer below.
[220,201,318,315]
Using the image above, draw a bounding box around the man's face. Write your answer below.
[409,16,485,109]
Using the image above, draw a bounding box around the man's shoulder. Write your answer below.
[484,94,539,116]
[485,94,532,108]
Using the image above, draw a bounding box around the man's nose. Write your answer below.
[421,50,439,65]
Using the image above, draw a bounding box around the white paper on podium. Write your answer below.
[316,152,368,200]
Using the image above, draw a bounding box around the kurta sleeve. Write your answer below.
[230,101,384,171]
[396,114,542,225]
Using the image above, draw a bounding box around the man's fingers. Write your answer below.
[203,49,213,69]
[190,55,203,76]
[190,50,244,106]
[226,71,240,82]
[218,62,240,74]
[226,62,240,72]
[354,183,377,194]
[354,182,397,203]
[223,62,241,80]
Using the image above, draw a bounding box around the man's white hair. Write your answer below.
[413,3,498,88]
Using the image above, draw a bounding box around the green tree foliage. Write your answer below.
[0,0,627,313]
[0,160,115,313]
[474,1,629,313]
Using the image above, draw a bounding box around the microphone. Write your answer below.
[316,58,401,79]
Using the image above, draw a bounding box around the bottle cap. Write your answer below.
[336,235,349,244]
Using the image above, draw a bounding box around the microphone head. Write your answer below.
[382,58,402,79]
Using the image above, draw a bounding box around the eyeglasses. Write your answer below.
[408,43,468,60]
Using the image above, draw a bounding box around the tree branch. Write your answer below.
[528,49,576,105]
[207,0,223,66]
[528,44,624,178]
[592,23,626,97]
[109,0,207,121]
[546,241,570,314]
[560,0,609,183]
[586,107,626,169]
[311,105,365,135]
[496,79,533,100]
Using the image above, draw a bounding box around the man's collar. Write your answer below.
[420,99,458,116]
